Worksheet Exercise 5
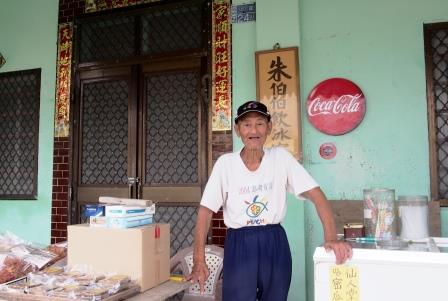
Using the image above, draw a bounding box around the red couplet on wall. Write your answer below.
[306,78,366,135]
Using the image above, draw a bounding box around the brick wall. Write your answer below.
[210,131,233,246]
[58,0,85,24]
[51,137,70,243]
[51,0,83,243]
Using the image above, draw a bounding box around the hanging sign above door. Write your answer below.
[306,78,366,135]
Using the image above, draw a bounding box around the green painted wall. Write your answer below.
[0,0,58,245]
[232,0,448,300]
[442,208,448,237]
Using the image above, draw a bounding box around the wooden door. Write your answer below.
[73,66,138,205]
[138,58,207,202]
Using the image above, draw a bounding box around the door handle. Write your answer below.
[201,74,211,106]
[136,177,141,200]
[128,177,137,198]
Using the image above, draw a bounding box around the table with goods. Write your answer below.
[0,197,190,301]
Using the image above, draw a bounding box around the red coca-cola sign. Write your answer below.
[307,78,366,135]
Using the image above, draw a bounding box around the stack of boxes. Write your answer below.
[68,197,170,292]
[88,197,155,229]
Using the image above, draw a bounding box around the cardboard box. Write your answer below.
[67,223,170,292]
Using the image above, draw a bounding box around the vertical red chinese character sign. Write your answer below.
[212,0,232,131]
[256,47,302,160]
[55,23,73,138]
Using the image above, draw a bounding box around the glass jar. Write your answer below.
[397,195,429,240]
[363,188,396,239]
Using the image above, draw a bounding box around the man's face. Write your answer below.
[234,112,272,151]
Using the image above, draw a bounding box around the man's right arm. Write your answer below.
[185,205,214,293]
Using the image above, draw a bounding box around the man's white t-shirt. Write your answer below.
[200,146,319,229]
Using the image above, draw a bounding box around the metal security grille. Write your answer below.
[145,71,199,184]
[77,1,205,64]
[81,80,129,185]
[78,15,136,63]
[426,24,448,199]
[141,4,203,55]
[0,69,40,199]
[154,205,197,256]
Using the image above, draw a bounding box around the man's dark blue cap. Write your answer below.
[235,101,271,124]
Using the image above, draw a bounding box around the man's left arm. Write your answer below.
[302,187,353,264]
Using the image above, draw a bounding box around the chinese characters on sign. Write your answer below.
[212,0,232,131]
[330,265,360,301]
[55,23,73,138]
[256,47,301,160]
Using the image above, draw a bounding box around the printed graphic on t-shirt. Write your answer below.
[245,195,268,218]
[239,182,273,226]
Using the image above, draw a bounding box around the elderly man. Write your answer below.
[187,100,352,301]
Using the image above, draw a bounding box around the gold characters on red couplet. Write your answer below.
[212,1,232,131]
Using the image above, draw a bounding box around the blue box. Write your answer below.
[84,204,105,217]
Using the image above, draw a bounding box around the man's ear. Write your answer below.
[234,123,241,137]
[267,121,273,134]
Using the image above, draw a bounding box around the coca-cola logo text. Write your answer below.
[307,78,366,135]
[308,94,362,116]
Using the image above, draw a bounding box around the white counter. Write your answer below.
[313,238,448,301]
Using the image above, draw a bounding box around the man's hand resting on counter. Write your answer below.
[324,240,353,264]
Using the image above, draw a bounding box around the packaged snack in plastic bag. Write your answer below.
[78,286,110,300]
[97,274,132,294]
[27,283,58,296]
[75,273,106,286]
[3,282,28,294]
[40,265,65,275]
[10,244,58,270]
[0,231,26,252]
[50,284,87,299]
[0,254,37,284]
